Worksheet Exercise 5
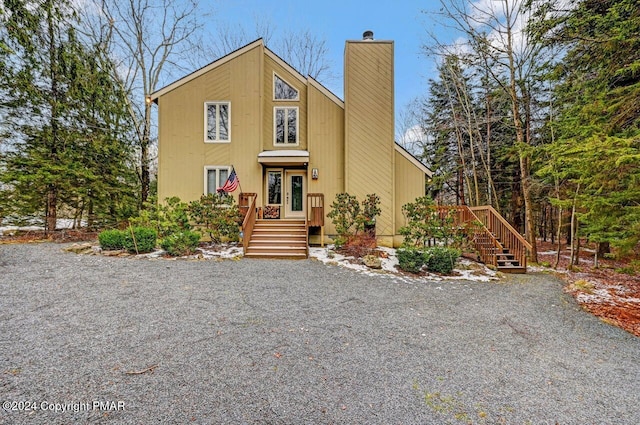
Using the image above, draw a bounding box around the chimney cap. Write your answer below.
[362,30,374,40]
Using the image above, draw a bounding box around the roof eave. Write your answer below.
[150,38,264,101]
[394,143,433,177]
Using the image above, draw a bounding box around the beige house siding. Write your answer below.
[393,148,426,247]
[344,40,395,245]
[157,44,263,204]
[153,37,431,248]
[262,53,308,152]
[307,79,345,240]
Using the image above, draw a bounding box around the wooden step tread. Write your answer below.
[244,252,307,259]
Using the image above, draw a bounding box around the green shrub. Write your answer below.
[188,194,241,244]
[98,229,126,250]
[327,192,381,249]
[397,248,425,273]
[130,196,191,238]
[161,230,201,256]
[399,197,466,249]
[424,246,461,275]
[122,226,157,254]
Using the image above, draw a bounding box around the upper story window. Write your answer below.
[205,102,230,143]
[274,74,299,100]
[274,107,298,145]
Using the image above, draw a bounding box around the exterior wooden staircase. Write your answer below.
[438,205,532,273]
[243,219,308,259]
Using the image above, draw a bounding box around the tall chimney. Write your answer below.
[344,33,395,242]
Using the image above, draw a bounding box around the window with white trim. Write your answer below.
[266,170,282,205]
[205,102,230,142]
[274,74,299,100]
[204,166,231,195]
[274,107,298,145]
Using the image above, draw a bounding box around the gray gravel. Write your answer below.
[0,243,638,424]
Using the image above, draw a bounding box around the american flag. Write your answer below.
[218,168,239,193]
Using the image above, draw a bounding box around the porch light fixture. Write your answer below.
[312,168,318,179]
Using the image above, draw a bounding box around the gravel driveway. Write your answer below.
[1,243,639,424]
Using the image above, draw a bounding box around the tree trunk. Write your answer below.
[45,3,58,236]
[46,185,57,234]
[87,197,95,230]
[554,206,562,269]
[597,241,610,257]
[140,100,152,206]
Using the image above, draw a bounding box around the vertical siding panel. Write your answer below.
[307,82,345,237]
[394,150,426,246]
[344,41,395,243]
[156,45,262,204]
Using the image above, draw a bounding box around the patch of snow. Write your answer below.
[0,225,43,236]
[198,244,243,260]
[0,218,85,235]
[308,246,499,283]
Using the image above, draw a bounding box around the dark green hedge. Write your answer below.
[160,230,201,256]
[98,227,157,254]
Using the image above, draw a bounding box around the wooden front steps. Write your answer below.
[244,219,307,259]
[496,249,526,273]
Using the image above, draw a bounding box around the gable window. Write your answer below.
[274,107,298,145]
[274,74,299,100]
[204,166,231,195]
[205,102,230,142]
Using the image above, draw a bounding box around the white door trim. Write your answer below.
[284,170,306,218]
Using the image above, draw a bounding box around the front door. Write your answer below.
[285,170,305,218]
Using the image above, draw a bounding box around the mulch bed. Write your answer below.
[536,239,640,337]
[0,229,98,244]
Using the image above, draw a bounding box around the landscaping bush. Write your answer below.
[130,196,191,238]
[424,246,461,275]
[122,226,157,254]
[188,194,241,244]
[98,229,126,250]
[397,248,425,273]
[327,192,381,249]
[340,233,377,258]
[399,196,465,248]
[161,230,201,256]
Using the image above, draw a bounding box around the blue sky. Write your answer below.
[210,0,453,124]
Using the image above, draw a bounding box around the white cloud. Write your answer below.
[398,124,427,157]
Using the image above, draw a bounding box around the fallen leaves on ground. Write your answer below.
[537,240,640,337]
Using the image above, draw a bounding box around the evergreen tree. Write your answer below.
[0,0,137,230]
[539,0,640,253]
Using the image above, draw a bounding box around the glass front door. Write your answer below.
[285,171,305,218]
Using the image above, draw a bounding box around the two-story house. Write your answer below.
[150,31,432,257]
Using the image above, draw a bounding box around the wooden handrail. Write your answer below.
[470,205,532,250]
[306,193,324,227]
[241,193,257,253]
[307,193,324,248]
[434,205,529,270]
[469,205,530,270]
[435,206,503,268]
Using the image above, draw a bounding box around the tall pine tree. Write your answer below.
[539,0,640,254]
[0,0,137,230]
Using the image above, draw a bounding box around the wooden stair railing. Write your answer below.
[307,193,324,247]
[469,206,532,271]
[241,193,257,254]
[435,205,531,272]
